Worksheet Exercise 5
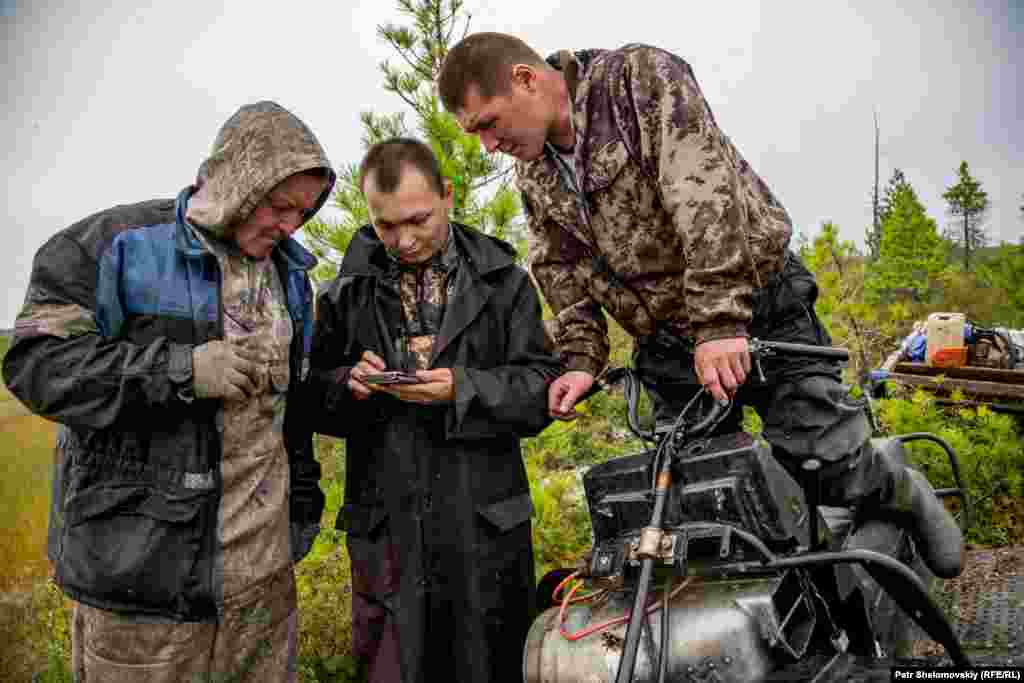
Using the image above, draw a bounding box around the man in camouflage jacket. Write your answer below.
[438,33,963,580]
[3,101,332,682]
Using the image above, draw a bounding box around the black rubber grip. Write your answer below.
[755,340,850,361]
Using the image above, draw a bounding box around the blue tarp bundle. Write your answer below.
[869,324,1024,395]
[887,323,1023,368]
[899,324,976,362]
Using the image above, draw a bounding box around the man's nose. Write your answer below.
[277,209,306,233]
[398,233,417,251]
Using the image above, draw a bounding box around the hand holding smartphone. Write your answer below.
[362,371,424,385]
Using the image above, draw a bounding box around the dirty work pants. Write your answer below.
[71,566,298,683]
[634,251,895,509]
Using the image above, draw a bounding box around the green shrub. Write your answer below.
[295,436,360,683]
[875,388,1024,546]
[527,458,593,581]
[0,579,73,683]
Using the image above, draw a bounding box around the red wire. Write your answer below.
[558,577,692,642]
[551,569,582,603]
[550,569,606,605]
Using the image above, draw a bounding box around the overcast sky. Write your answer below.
[2,0,1022,327]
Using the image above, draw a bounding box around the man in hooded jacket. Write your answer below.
[3,101,333,682]
[307,137,562,683]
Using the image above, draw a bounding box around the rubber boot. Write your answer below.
[823,442,964,579]
[889,467,965,579]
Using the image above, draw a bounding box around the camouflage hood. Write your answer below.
[186,101,335,237]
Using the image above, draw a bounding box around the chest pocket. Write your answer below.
[582,139,631,194]
[585,139,664,231]
[525,173,581,248]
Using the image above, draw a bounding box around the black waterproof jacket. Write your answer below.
[307,223,562,683]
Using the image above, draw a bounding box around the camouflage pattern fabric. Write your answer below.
[13,300,98,340]
[72,567,299,683]
[182,98,332,602]
[394,224,459,370]
[186,101,333,238]
[191,226,294,600]
[516,45,793,377]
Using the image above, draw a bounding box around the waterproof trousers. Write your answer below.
[634,251,890,512]
[71,566,298,683]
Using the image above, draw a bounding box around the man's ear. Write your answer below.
[510,63,537,94]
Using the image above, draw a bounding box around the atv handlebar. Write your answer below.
[590,339,852,443]
[749,339,850,361]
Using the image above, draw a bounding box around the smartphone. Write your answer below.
[362,371,424,385]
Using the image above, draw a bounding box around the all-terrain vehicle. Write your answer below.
[524,340,970,682]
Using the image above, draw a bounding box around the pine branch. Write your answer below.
[382,31,434,82]
[471,164,514,190]
[828,241,872,384]
[440,1,462,44]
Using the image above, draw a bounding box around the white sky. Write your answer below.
[2,0,1022,327]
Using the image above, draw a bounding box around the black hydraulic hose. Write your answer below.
[766,549,970,668]
[616,560,655,683]
[624,368,655,442]
[683,398,729,439]
[616,445,673,683]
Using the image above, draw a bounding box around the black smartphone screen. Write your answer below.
[363,372,423,385]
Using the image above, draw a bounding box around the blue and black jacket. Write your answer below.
[3,187,325,620]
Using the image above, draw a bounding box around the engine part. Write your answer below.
[523,570,815,683]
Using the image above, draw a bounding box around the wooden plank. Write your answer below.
[892,362,1024,385]
[933,398,1024,416]
[884,372,1024,401]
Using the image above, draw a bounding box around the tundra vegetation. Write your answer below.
[3,2,1023,679]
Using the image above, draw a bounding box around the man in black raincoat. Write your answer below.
[307,137,562,683]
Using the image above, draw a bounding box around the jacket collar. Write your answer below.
[546,49,606,108]
[529,49,603,183]
[549,50,583,103]
[174,186,316,272]
[335,222,518,366]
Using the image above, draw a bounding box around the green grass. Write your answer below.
[0,335,359,682]
[0,336,54,593]
[0,413,56,589]
[1,337,67,682]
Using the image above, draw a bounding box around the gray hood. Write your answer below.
[186,101,335,237]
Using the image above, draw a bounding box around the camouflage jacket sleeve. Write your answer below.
[617,46,790,344]
[520,190,610,377]
[2,232,193,431]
